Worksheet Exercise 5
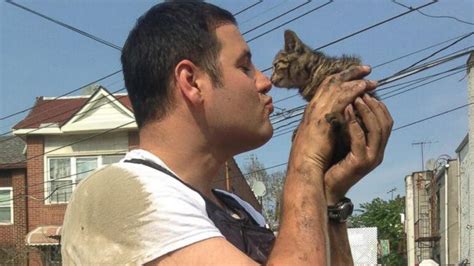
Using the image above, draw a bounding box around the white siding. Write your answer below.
[44,132,128,155]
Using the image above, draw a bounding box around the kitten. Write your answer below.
[271,30,375,164]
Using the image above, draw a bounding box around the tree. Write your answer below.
[350,196,405,265]
[243,155,285,230]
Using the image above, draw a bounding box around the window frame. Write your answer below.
[45,154,124,204]
[0,187,14,225]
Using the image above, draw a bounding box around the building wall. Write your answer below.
[447,160,459,264]
[26,135,66,233]
[437,160,460,264]
[14,130,258,264]
[0,168,28,264]
[213,159,262,212]
[458,141,471,264]
[0,171,16,247]
[467,53,474,266]
[405,174,416,266]
[456,52,474,265]
[410,171,435,263]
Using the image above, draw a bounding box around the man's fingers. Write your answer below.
[363,95,393,151]
[337,65,372,83]
[345,104,366,158]
[354,97,382,154]
[332,80,376,111]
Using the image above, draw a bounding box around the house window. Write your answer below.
[0,188,13,224]
[47,154,124,204]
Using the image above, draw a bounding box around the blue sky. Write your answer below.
[1,0,473,207]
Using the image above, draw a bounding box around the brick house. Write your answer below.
[0,135,27,264]
[3,86,260,265]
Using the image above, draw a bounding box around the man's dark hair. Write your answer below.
[121,1,236,128]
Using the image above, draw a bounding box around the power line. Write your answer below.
[5,0,122,51]
[1,0,441,128]
[0,121,134,201]
[271,32,473,104]
[0,155,289,204]
[380,67,467,100]
[0,70,122,122]
[0,151,127,204]
[238,0,289,26]
[246,0,333,43]
[0,86,127,141]
[272,56,470,133]
[317,1,437,51]
[272,101,473,139]
[261,0,438,73]
[392,0,474,26]
[2,121,134,169]
[232,0,263,17]
[377,49,473,87]
[272,48,471,119]
[241,0,312,35]
[1,1,321,126]
[395,32,473,75]
[392,102,473,131]
[372,32,473,69]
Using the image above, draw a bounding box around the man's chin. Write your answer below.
[247,128,274,151]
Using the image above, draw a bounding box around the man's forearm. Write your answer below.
[328,222,353,266]
[267,163,329,265]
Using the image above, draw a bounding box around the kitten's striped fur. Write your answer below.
[271,30,373,164]
[271,30,361,101]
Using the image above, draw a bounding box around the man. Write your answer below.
[61,1,392,265]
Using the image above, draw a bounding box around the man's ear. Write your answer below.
[174,60,204,104]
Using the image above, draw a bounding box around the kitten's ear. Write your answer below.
[284,30,305,53]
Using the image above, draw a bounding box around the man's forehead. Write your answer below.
[215,24,250,56]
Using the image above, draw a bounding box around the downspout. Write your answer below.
[444,163,450,264]
[457,158,461,262]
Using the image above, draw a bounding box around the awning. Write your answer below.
[26,226,62,246]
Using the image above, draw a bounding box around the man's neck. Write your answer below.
[138,122,230,200]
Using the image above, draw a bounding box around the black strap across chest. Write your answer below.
[124,159,275,263]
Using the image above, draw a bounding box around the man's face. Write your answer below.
[204,24,274,155]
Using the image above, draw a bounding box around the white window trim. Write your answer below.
[44,154,124,205]
[0,187,14,225]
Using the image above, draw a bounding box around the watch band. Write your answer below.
[327,197,354,223]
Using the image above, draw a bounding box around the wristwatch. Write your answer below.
[328,197,354,223]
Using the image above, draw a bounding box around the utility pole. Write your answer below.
[412,141,435,171]
[387,187,397,200]
[225,161,231,191]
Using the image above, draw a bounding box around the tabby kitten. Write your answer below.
[271,30,374,164]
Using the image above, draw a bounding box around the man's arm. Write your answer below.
[147,66,390,265]
[325,94,393,265]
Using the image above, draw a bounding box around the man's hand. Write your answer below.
[324,94,393,205]
[291,65,377,173]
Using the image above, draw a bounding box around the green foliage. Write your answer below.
[350,196,405,265]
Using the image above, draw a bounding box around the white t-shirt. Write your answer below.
[61,149,224,265]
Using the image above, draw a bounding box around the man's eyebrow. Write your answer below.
[237,49,252,63]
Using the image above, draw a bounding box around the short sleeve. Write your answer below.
[61,164,223,265]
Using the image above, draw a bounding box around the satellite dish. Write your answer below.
[425,159,436,171]
[251,181,266,197]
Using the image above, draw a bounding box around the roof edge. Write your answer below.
[455,133,469,153]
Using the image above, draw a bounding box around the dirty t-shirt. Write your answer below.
[61,149,223,265]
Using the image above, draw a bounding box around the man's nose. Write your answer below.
[256,70,272,94]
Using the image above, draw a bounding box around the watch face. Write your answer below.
[329,198,354,222]
[340,201,354,221]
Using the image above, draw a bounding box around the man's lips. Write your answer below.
[265,98,274,114]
